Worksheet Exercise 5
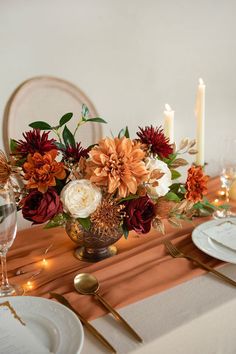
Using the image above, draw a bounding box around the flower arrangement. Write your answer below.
[2,105,217,240]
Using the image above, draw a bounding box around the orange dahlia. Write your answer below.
[185,166,208,203]
[86,137,148,197]
[23,150,66,193]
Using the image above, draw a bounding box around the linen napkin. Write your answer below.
[203,221,236,251]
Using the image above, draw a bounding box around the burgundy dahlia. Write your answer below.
[124,196,155,234]
[62,142,89,162]
[15,129,56,157]
[137,126,173,158]
[21,188,63,224]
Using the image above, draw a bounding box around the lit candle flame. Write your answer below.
[199,78,204,85]
[165,103,172,111]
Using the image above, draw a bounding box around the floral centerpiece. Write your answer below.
[1,105,217,261]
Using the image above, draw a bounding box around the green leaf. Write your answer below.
[29,121,52,130]
[124,126,130,138]
[179,185,186,194]
[162,153,177,166]
[165,192,181,202]
[169,183,181,192]
[118,128,125,138]
[118,126,130,139]
[78,217,91,231]
[10,139,18,153]
[85,118,107,123]
[44,213,69,229]
[118,195,139,204]
[59,113,73,127]
[82,104,89,118]
[15,157,26,167]
[54,142,66,150]
[193,202,203,210]
[62,125,76,147]
[171,170,181,180]
[122,224,129,239]
[87,143,97,150]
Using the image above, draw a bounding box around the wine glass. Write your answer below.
[214,138,236,219]
[0,182,19,296]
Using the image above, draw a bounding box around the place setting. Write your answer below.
[1,77,236,354]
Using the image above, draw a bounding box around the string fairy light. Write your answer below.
[15,244,53,293]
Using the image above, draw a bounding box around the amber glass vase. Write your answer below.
[65,219,123,262]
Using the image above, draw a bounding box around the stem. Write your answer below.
[1,253,9,289]
[53,129,62,144]
[225,186,231,217]
[73,118,86,137]
[225,186,230,204]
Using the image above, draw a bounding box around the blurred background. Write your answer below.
[0,0,235,175]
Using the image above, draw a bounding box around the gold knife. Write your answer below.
[50,292,116,353]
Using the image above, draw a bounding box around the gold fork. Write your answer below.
[163,239,236,287]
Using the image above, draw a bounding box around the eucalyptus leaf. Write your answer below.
[59,113,73,127]
[29,121,52,130]
[62,125,76,147]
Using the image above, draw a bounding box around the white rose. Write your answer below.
[145,157,172,197]
[60,179,102,218]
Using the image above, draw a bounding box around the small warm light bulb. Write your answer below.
[42,258,48,266]
[214,199,219,205]
[26,281,33,290]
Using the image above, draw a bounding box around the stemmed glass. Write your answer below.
[0,182,19,296]
[214,138,236,219]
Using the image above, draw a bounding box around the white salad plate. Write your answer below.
[192,218,236,263]
[0,296,84,354]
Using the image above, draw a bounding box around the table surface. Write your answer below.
[7,177,236,354]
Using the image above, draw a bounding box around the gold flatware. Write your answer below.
[74,273,143,343]
[163,239,236,287]
[50,292,116,353]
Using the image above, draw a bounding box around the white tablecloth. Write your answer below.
[81,263,236,354]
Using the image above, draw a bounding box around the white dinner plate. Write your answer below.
[0,296,84,354]
[192,218,236,263]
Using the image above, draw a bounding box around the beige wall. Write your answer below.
[0,0,236,176]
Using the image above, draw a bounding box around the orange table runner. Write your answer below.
[8,177,223,320]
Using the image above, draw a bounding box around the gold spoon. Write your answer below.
[74,273,143,343]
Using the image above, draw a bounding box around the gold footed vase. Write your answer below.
[65,220,123,262]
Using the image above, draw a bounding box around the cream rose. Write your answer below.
[60,179,102,218]
[145,157,172,197]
